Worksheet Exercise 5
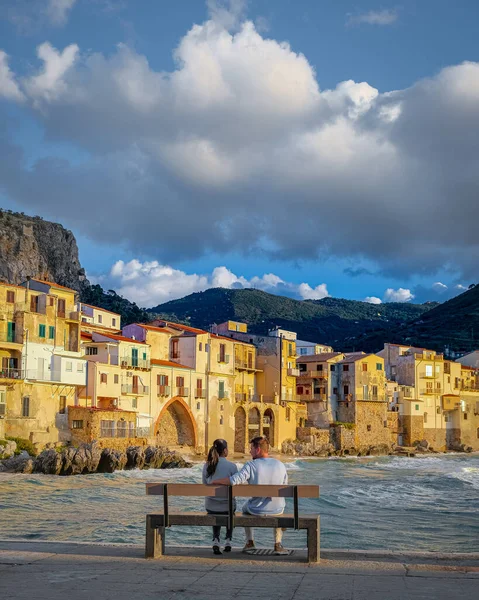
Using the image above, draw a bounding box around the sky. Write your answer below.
[0,0,478,308]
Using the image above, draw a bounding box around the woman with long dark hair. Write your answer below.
[202,438,238,554]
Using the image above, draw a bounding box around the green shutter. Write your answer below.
[143,352,147,361]
[39,324,46,338]
[49,326,55,339]
[7,322,15,343]
[219,381,224,398]
[131,348,138,367]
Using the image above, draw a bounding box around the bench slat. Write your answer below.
[146,483,319,498]
[147,511,318,529]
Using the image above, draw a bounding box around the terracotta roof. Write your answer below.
[152,320,208,335]
[0,281,25,290]
[81,332,93,340]
[339,354,374,364]
[151,358,193,369]
[81,322,121,334]
[460,365,476,371]
[297,352,343,363]
[68,405,136,414]
[80,303,121,316]
[210,333,254,346]
[28,278,76,292]
[137,324,176,334]
[93,332,147,344]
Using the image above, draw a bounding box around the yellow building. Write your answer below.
[78,303,121,332]
[0,279,85,447]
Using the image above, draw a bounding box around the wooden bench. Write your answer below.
[145,483,320,563]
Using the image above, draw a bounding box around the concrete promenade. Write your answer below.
[1,540,478,600]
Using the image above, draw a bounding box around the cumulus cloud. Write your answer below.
[1,6,479,280]
[98,260,329,306]
[0,51,24,102]
[346,9,398,27]
[384,288,415,303]
[364,296,382,304]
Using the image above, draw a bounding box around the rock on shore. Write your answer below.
[0,443,192,475]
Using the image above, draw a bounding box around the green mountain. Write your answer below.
[353,285,479,354]
[149,288,436,349]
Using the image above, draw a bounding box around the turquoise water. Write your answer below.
[0,454,478,551]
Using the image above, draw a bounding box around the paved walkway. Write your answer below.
[1,540,478,600]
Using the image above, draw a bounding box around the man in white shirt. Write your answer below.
[212,435,289,555]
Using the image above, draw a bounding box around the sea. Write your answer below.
[0,454,478,551]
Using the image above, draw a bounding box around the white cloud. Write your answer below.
[0,51,24,102]
[346,9,398,27]
[206,0,247,31]
[1,9,479,281]
[24,42,79,102]
[384,288,415,303]
[101,260,329,306]
[432,281,448,293]
[364,296,382,304]
[46,0,77,25]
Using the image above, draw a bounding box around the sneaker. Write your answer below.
[242,540,256,553]
[224,538,232,552]
[212,538,222,555]
[273,543,289,556]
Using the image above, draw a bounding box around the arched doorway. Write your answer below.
[234,406,246,453]
[155,398,197,447]
[263,408,275,448]
[248,407,261,440]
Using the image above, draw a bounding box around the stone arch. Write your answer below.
[263,408,275,449]
[234,406,247,453]
[248,406,261,440]
[155,397,198,447]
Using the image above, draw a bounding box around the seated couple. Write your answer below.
[202,435,289,556]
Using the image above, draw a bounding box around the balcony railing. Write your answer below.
[234,358,255,370]
[121,384,149,395]
[0,368,24,380]
[235,392,254,402]
[297,370,327,379]
[157,385,170,397]
[460,385,479,392]
[120,357,150,369]
[67,310,81,321]
[280,393,297,402]
[287,368,300,377]
[176,387,189,397]
[218,390,229,400]
[421,388,441,395]
[420,373,437,379]
[217,354,230,364]
[195,389,206,399]
[0,331,22,344]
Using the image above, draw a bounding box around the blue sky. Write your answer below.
[0,0,478,307]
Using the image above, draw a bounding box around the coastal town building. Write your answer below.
[78,303,121,333]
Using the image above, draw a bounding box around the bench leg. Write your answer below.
[145,516,165,559]
[306,516,320,564]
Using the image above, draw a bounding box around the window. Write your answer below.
[100,420,115,437]
[297,386,304,394]
[59,396,66,414]
[197,402,201,410]
[317,364,323,371]
[415,404,420,411]
[114,374,119,384]
[286,407,291,421]
[158,374,168,386]
[86,347,98,355]
[112,318,116,327]
[219,380,225,399]
[117,420,127,438]
[288,343,293,357]
[330,365,335,372]
[383,420,388,428]
[77,363,84,372]
[300,348,307,355]
[72,420,83,429]
[343,385,349,396]
[98,314,103,324]
[362,363,368,372]
[7,321,15,343]
[49,297,54,306]
[333,387,338,395]
[100,373,107,383]
[376,363,382,371]
[196,378,203,393]
[372,385,378,398]
[464,413,468,420]
[176,376,185,387]
[131,348,138,367]
[171,339,179,358]
[363,385,369,400]
[0,390,5,416]
[205,343,209,352]
[38,324,46,338]
[424,412,428,424]
[132,398,137,409]
[444,362,451,374]
[199,342,203,351]
[6,290,15,303]
[129,422,135,437]
[219,343,226,362]
[220,416,224,425]
[436,406,441,414]
[143,352,147,361]
[343,365,349,372]
[66,361,73,372]
[57,299,66,318]
[22,396,30,417]
[30,295,39,312]
[425,365,433,377]
[367,424,372,432]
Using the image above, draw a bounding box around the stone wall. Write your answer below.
[422,427,447,451]
[296,427,330,448]
[330,424,355,450]
[387,411,399,446]
[400,415,424,446]
[68,406,136,446]
[337,402,355,424]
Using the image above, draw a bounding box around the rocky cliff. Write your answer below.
[0,209,87,291]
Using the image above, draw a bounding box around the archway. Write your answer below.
[263,408,275,448]
[248,406,261,440]
[234,406,247,453]
[155,398,197,447]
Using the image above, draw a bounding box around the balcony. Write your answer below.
[421,387,441,395]
[195,389,206,399]
[121,384,149,395]
[217,354,230,364]
[420,373,437,379]
[120,357,150,370]
[297,370,327,379]
[157,385,170,397]
[234,358,255,370]
[460,385,479,392]
[176,387,189,397]
[287,368,300,377]
[66,310,81,321]
[281,393,297,402]
[218,390,229,400]
[235,392,254,402]
[0,331,22,345]
[0,368,24,380]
